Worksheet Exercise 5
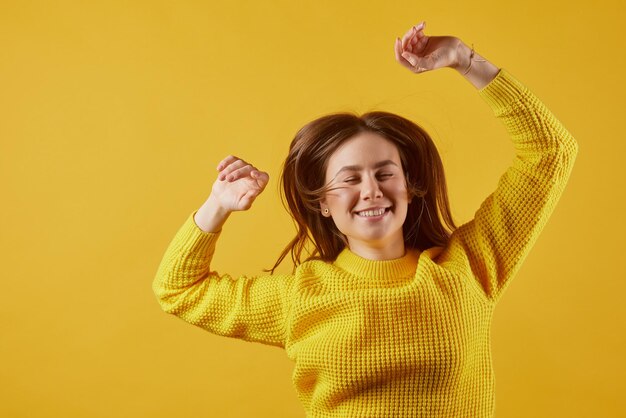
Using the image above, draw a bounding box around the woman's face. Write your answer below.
[320,132,412,260]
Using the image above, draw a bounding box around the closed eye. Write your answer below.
[344,173,393,183]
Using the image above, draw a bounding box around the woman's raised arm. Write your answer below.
[394,21,579,302]
[153,156,294,348]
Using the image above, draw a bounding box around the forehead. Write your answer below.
[326,132,401,172]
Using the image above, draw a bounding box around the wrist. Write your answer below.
[450,41,499,89]
[194,194,231,233]
[451,40,471,72]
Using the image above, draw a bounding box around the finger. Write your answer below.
[216,155,239,171]
[411,28,426,44]
[412,21,426,41]
[401,21,425,50]
[414,21,425,33]
[410,35,427,56]
[224,163,255,182]
[409,22,427,52]
[411,26,427,51]
[251,170,270,189]
[401,51,427,72]
[409,35,418,53]
[394,37,404,61]
[396,37,415,69]
[239,190,260,210]
[401,50,418,67]
[218,158,248,180]
[401,26,416,50]
[416,36,429,53]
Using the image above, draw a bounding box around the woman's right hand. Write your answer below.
[194,155,269,233]
[210,155,270,212]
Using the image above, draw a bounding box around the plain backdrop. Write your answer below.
[1,0,624,417]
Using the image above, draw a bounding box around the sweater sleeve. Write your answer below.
[444,69,578,303]
[152,211,294,348]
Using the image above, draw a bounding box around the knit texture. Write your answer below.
[153,68,578,417]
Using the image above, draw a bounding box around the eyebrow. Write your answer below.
[333,160,399,178]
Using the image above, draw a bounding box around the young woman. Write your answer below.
[153,21,578,417]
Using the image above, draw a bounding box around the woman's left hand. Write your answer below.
[394,21,463,74]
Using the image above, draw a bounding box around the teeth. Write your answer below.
[357,208,386,217]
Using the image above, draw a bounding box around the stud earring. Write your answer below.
[323,208,329,215]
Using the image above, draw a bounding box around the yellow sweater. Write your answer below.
[153,69,578,417]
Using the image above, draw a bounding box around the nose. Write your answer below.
[360,174,383,200]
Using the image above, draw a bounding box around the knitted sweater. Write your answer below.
[153,69,578,417]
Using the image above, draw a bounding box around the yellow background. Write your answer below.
[1,0,624,417]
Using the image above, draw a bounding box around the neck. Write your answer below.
[347,238,406,261]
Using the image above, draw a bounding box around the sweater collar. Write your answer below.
[333,246,420,281]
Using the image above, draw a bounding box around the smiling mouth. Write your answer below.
[355,207,391,217]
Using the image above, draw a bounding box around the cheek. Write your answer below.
[386,182,410,200]
[326,188,358,208]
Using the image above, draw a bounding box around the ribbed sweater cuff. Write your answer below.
[478,68,529,111]
[173,210,222,257]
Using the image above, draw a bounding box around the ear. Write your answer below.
[320,201,331,217]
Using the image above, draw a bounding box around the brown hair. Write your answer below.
[266,111,457,273]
